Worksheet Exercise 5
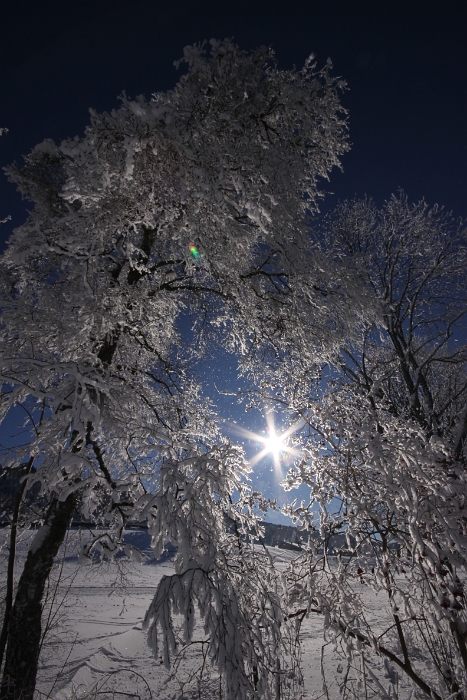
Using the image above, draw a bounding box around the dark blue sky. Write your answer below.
[1,0,466,519]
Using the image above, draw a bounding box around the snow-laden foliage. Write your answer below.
[253,195,467,699]
[0,38,353,517]
[0,39,356,699]
[141,445,302,700]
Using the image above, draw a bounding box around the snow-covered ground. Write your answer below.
[1,528,419,699]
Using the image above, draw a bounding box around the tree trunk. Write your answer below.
[0,458,34,671]
[0,492,77,700]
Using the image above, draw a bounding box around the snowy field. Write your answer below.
[1,528,419,700]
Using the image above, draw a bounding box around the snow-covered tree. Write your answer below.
[142,445,303,700]
[0,39,352,699]
[273,195,467,699]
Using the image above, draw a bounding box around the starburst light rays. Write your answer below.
[227,413,304,476]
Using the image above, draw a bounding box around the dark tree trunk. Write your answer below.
[0,458,35,670]
[1,492,77,700]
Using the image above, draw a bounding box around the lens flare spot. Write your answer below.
[189,244,199,259]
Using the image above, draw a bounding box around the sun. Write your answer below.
[262,431,285,458]
[226,411,303,476]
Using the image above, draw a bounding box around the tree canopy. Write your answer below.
[0,39,357,700]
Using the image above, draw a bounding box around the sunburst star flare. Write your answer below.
[227,413,304,476]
